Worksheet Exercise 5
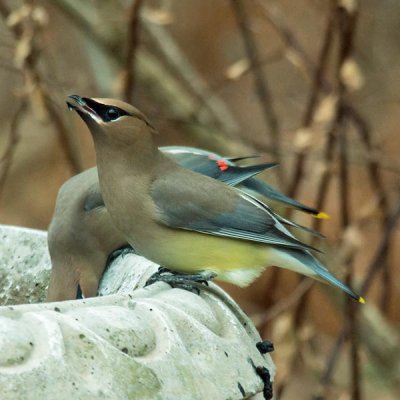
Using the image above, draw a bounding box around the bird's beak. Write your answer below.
[66,95,101,123]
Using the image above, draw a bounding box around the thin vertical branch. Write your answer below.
[0,0,82,174]
[0,102,27,201]
[287,1,337,199]
[339,123,361,400]
[289,4,363,399]
[256,1,315,76]
[316,200,400,396]
[360,200,400,295]
[121,0,144,103]
[230,0,282,179]
[344,105,391,311]
[336,3,362,398]
[344,105,389,215]
[292,114,337,329]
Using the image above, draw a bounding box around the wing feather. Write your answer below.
[152,172,319,253]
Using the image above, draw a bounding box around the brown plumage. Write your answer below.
[47,168,125,301]
[47,147,281,301]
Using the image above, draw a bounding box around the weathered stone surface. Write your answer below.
[0,226,50,305]
[0,225,275,399]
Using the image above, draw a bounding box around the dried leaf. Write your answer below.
[6,5,31,28]
[224,58,250,80]
[30,85,49,122]
[339,225,364,261]
[285,48,304,71]
[293,128,314,152]
[14,32,33,69]
[342,225,364,250]
[339,0,358,14]
[144,7,174,25]
[314,95,338,127]
[341,58,364,92]
[271,312,296,382]
[358,197,380,220]
[32,6,49,27]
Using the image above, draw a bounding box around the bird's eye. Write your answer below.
[106,108,120,121]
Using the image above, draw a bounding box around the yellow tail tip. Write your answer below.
[315,211,330,220]
[358,296,366,304]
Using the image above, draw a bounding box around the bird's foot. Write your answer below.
[106,245,136,266]
[256,340,274,354]
[256,366,273,400]
[145,268,217,294]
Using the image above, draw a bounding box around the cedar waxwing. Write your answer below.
[65,95,364,303]
[47,147,281,301]
[163,146,329,219]
[47,167,122,301]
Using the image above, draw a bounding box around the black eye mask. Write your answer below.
[82,98,129,122]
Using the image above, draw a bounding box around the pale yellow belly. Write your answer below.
[140,229,271,286]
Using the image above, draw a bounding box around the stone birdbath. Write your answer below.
[0,224,275,400]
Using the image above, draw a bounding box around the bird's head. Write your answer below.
[66,95,156,145]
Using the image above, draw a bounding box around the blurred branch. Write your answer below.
[0,101,27,202]
[209,48,285,95]
[332,4,362,399]
[278,3,365,398]
[317,201,400,396]
[344,106,389,216]
[360,201,400,294]
[226,0,393,333]
[142,16,239,137]
[121,0,144,103]
[252,279,313,327]
[256,1,315,78]
[53,0,242,151]
[0,0,82,174]
[286,1,337,200]
[230,0,282,180]
[256,0,391,224]
[344,105,391,311]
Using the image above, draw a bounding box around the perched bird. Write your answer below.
[164,146,329,219]
[65,95,364,303]
[47,148,281,301]
[47,167,120,301]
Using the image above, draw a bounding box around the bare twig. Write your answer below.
[53,0,240,141]
[121,0,144,103]
[286,1,337,200]
[360,201,400,295]
[230,0,282,178]
[252,279,313,327]
[0,0,82,175]
[344,105,389,215]
[344,105,391,311]
[337,5,362,398]
[142,17,240,137]
[0,102,27,201]
[256,1,315,78]
[317,200,400,396]
[209,48,285,96]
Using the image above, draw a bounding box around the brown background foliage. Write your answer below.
[0,1,399,399]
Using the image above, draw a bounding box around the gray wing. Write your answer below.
[162,146,277,187]
[151,174,319,253]
[161,146,321,216]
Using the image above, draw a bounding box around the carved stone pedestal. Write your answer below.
[0,225,275,399]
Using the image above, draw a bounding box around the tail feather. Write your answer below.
[272,248,363,302]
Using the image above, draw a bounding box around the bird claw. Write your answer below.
[106,245,136,266]
[145,268,217,294]
[255,366,273,400]
[256,340,274,354]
